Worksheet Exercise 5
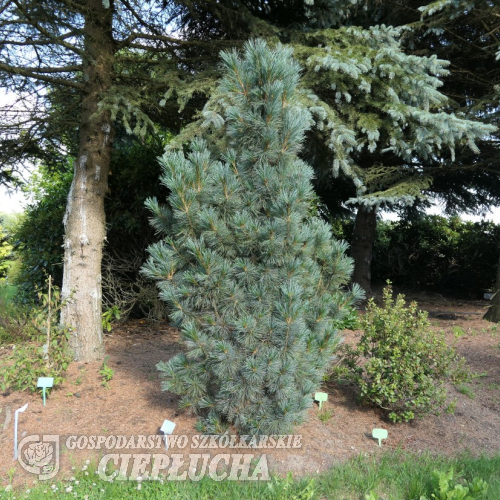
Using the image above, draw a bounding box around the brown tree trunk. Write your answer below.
[484,253,500,323]
[350,205,377,295]
[60,0,115,361]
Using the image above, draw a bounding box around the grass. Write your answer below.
[3,451,500,499]
[456,384,476,399]
[0,279,16,303]
[318,407,333,424]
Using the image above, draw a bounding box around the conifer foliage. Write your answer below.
[142,40,363,435]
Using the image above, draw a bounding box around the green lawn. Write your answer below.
[4,451,500,499]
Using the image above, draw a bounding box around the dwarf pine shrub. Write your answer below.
[142,40,363,434]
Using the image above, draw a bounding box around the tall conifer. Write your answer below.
[142,40,363,434]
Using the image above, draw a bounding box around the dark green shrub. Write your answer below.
[0,299,31,345]
[337,283,468,422]
[372,216,500,295]
[11,167,70,300]
[0,222,13,278]
[328,215,500,295]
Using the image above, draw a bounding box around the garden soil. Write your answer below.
[1,290,500,488]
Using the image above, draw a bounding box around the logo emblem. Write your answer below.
[18,435,59,480]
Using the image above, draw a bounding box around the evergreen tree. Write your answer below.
[417,0,500,321]
[0,0,355,359]
[357,0,500,312]
[170,10,495,294]
[142,40,363,435]
[0,0,284,360]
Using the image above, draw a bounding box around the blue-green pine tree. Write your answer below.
[142,40,363,435]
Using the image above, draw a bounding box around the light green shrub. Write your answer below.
[420,469,488,500]
[337,283,468,422]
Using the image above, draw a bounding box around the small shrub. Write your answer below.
[100,356,114,388]
[333,305,360,330]
[101,305,122,332]
[0,277,72,393]
[337,283,468,423]
[0,327,71,393]
[0,298,31,345]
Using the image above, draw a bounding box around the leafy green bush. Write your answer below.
[0,326,71,393]
[373,216,500,295]
[0,289,32,345]
[337,283,468,422]
[420,469,488,500]
[0,278,72,393]
[11,166,70,301]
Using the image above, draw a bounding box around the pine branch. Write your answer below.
[55,0,85,13]
[117,31,210,50]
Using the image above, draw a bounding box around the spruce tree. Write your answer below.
[142,40,363,435]
[168,14,495,294]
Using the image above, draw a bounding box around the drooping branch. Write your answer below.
[117,0,177,37]
[11,0,84,56]
[0,61,84,89]
[0,29,79,47]
[3,64,81,74]
[116,31,214,50]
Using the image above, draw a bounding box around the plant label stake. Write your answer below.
[314,392,328,410]
[160,419,176,450]
[14,403,28,460]
[37,377,54,406]
[372,428,388,447]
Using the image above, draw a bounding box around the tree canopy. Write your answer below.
[0,0,497,356]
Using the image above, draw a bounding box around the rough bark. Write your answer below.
[350,205,377,295]
[484,253,500,323]
[60,0,115,361]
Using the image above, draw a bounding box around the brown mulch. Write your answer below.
[1,293,500,488]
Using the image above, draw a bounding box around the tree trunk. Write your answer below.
[350,205,377,295]
[484,253,500,322]
[60,0,115,361]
